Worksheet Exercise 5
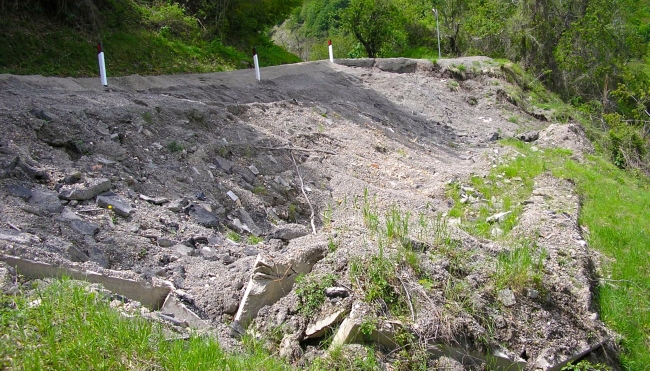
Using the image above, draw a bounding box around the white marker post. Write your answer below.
[253,47,261,81]
[97,42,108,87]
[328,39,334,63]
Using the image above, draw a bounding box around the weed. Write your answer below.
[507,115,519,124]
[446,80,460,92]
[252,185,267,195]
[247,235,263,245]
[322,203,333,230]
[166,140,184,153]
[310,344,379,371]
[350,254,407,316]
[385,205,410,248]
[287,203,298,222]
[143,111,153,124]
[561,360,611,371]
[226,229,241,243]
[359,317,377,337]
[456,64,466,72]
[295,273,337,316]
[361,188,380,234]
[327,236,339,252]
[494,240,546,292]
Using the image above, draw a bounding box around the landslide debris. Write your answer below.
[0,58,617,370]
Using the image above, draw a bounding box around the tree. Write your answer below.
[342,0,395,57]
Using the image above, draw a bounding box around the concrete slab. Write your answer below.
[0,255,171,310]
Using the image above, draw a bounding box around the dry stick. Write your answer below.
[6,222,21,232]
[257,145,336,155]
[398,274,416,322]
[290,151,317,235]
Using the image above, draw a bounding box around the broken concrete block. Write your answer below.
[305,309,348,339]
[0,255,171,310]
[59,178,111,200]
[160,293,211,330]
[233,239,327,328]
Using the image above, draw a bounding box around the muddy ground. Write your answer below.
[0,58,617,370]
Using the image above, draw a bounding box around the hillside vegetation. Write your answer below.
[0,0,301,77]
[278,0,650,175]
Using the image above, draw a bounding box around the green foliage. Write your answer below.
[0,0,300,77]
[310,344,380,370]
[247,235,263,245]
[295,273,337,316]
[342,0,397,57]
[226,229,241,242]
[0,279,292,370]
[350,254,406,316]
[166,140,184,153]
[561,360,611,371]
[494,240,546,292]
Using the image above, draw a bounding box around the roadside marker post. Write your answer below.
[253,48,261,81]
[97,42,108,87]
[328,39,334,63]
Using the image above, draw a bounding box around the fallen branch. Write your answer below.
[397,274,416,322]
[258,146,336,155]
[290,151,317,235]
[6,222,21,232]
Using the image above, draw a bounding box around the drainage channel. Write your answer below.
[1,255,171,311]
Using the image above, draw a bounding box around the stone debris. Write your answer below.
[59,178,111,201]
[498,288,517,307]
[214,156,233,174]
[487,211,513,224]
[304,309,348,339]
[70,220,100,236]
[139,194,169,205]
[97,192,134,217]
[517,130,540,142]
[29,189,64,214]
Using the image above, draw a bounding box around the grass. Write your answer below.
[555,158,650,369]
[494,240,546,292]
[0,279,292,371]
[449,140,650,369]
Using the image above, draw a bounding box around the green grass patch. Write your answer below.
[555,158,650,369]
[0,279,291,371]
[450,140,650,369]
[494,240,546,292]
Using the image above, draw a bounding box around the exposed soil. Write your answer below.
[0,58,617,370]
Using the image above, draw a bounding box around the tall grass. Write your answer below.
[0,279,292,371]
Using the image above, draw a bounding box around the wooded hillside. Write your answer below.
[281,0,650,174]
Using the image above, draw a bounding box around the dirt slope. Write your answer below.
[0,58,616,370]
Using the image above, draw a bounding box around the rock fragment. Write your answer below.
[97,192,133,217]
[59,178,111,201]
